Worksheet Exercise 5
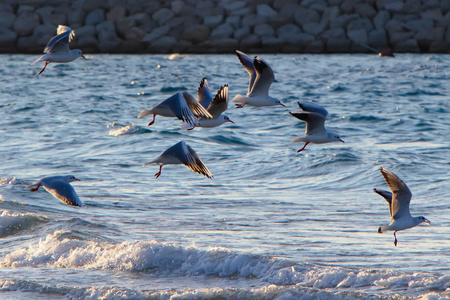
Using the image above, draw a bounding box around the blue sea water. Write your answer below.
[0,53,449,299]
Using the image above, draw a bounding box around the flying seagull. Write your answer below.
[232,50,285,108]
[32,25,85,75]
[25,175,83,207]
[375,167,430,246]
[290,102,344,152]
[138,91,212,126]
[144,140,213,179]
[181,78,234,130]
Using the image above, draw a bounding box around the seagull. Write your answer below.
[232,50,285,108]
[32,25,85,75]
[375,167,430,246]
[24,175,83,207]
[289,102,344,152]
[138,91,212,126]
[181,78,234,130]
[144,140,213,179]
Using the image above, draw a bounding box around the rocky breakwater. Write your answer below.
[1,0,450,54]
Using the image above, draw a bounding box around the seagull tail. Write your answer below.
[290,136,307,144]
[31,55,45,65]
[138,109,152,119]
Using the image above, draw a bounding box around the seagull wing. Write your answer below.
[289,111,326,135]
[379,167,412,220]
[235,50,256,95]
[152,93,197,125]
[206,85,228,118]
[297,102,329,118]
[197,77,214,108]
[44,27,73,54]
[182,92,213,119]
[374,188,393,216]
[184,143,213,179]
[249,56,274,96]
[43,179,83,207]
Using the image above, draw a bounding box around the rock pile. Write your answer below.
[1,0,450,54]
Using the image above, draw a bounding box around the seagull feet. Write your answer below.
[187,126,195,131]
[235,103,246,108]
[30,184,41,192]
[154,165,163,178]
[148,115,156,126]
[38,61,49,75]
[297,142,310,153]
[393,231,398,247]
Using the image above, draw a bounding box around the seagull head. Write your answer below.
[333,134,345,143]
[65,175,81,183]
[418,216,430,225]
[223,115,234,124]
[271,97,285,107]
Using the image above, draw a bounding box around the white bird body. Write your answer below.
[138,92,212,126]
[33,25,85,75]
[290,101,344,152]
[144,140,213,179]
[232,50,285,108]
[25,175,83,207]
[375,167,430,246]
[181,78,233,130]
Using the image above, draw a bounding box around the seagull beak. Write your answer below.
[75,178,81,181]
[81,54,86,59]
[228,119,235,124]
[279,103,286,107]
[340,138,345,143]
[424,219,430,225]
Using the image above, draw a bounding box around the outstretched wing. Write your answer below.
[44,26,74,54]
[44,181,83,207]
[379,167,412,220]
[184,143,213,179]
[374,188,393,217]
[235,50,256,95]
[249,56,275,96]
[289,111,326,135]
[207,85,228,118]
[297,102,328,118]
[197,77,214,109]
[182,92,212,120]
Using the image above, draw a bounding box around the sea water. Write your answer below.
[0,53,448,299]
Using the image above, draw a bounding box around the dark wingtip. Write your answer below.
[378,227,382,234]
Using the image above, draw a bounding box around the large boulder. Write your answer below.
[85,9,105,26]
[13,11,40,36]
[210,23,233,39]
[182,24,210,43]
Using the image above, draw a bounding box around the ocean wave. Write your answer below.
[2,231,448,298]
[0,210,49,238]
[108,124,151,136]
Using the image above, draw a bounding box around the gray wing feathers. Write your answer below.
[182,92,212,120]
[250,56,274,96]
[185,145,213,179]
[197,78,214,108]
[235,50,256,95]
[207,85,228,117]
[297,102,329,118]
[44,30,71,54]
[289,111,326,135]
[379,167,412,220]
[374,188,393,217]
[44,182,83,207]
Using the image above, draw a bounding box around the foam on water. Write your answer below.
[0,210,49,238]
[2,230,449,299]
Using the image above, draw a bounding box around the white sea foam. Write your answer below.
[108,124,141,136]
[2,230,448,298]
[0,210,49,237]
